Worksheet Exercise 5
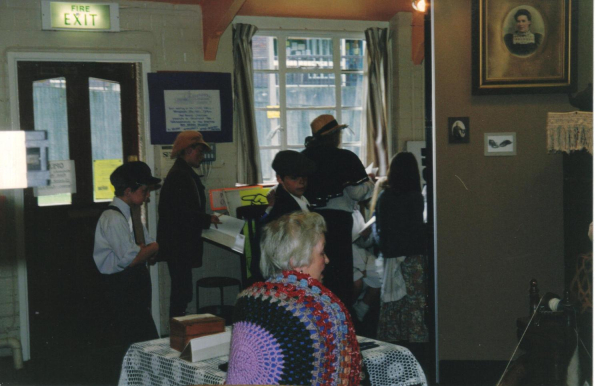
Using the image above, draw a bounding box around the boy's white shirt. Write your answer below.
[290,191,310,213]
[265,184,310,213]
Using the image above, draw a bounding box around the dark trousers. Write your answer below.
[167,259,194,318]
[316,209,354,310]
[103,264,158,347]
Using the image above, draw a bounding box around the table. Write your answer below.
[119,335,427,386]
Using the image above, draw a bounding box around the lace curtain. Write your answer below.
[546,111,593,154]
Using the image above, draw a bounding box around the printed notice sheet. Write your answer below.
[34,160,76,197]
[94,159,123,200]
[164,90,221,132]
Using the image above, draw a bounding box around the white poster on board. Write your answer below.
[164,90,221,132]
[33,160,76,196]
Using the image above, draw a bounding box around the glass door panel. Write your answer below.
[89,77,123,202]
[33,77,71,206]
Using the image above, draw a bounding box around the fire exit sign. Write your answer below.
[41,1,120,32]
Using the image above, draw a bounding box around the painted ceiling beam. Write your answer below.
[199,0,247,61]
[130,0,423,63]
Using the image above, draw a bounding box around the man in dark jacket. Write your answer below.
[157,131,221,318]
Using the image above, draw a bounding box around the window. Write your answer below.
[252,32,367,182]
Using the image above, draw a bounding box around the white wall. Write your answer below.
[389,12,426,155]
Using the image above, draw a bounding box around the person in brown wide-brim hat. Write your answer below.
[301,114,375,315]
[170,130,211,159]
[157,130,221,318]
[305,114,348,147]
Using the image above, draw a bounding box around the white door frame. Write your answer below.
[7,51,157,361]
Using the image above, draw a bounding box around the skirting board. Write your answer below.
[438,360,508,385]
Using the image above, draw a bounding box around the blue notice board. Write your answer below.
[148,72,233,144]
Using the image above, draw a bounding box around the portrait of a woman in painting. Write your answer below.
[503,8,544,56]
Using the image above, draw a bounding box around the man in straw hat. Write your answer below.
[157,130,221,318]
[302,114,374,312]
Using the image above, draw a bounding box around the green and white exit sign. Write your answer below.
[41,1,120,32]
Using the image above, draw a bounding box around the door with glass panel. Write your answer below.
[17,61,139,360]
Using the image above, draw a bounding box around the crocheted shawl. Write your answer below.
[226,270,362,385]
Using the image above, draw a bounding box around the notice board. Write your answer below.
[148,72,233,144]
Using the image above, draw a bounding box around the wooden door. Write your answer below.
[17,61,140,361]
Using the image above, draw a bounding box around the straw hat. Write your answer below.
[310,114,348,137]
[170,131,211,159]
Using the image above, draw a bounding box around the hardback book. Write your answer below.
[201,214,246,254]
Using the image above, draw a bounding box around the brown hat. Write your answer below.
[170,131,211,159]
[310,114,348,137]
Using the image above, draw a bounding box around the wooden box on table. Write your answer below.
[170,314,225,352]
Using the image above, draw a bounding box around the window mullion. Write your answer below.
[279,32,288,151]
[333,37,343,143]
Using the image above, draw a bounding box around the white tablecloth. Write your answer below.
[119,336,427,386]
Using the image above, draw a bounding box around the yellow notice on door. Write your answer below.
[94,159,123,201]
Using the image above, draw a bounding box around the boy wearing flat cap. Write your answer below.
[262,150,316,224]
[247,151,316,283]
[157,130,221,318]
[93,161,161,351]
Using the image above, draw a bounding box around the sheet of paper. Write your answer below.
[33,160,76,196]
[365,163,378,176]
[164,90,221,132]
[209,189,227,211]
[232,234,245,254]
[93,159,123,200]
[209,214,245,237]
[180,330,231,363]
[360,216,376,234]
[223,186,271,216]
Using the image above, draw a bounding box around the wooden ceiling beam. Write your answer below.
[199,0,248,61]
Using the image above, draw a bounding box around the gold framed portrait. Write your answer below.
[472,0,577,94]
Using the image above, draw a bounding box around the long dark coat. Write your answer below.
[157,157,212,267]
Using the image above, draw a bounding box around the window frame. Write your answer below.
[252,29,369,183]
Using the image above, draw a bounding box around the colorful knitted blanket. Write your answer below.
[226,270,362,385]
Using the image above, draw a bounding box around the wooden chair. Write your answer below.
[236,204,269,286]
[195,205,268,324]
[196,276,241,325]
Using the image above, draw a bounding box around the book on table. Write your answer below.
[201,214,246,254]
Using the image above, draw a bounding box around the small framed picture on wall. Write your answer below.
[484,132,517,156]
[448,117,470,144]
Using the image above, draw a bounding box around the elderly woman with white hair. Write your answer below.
[226,211,362,386]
